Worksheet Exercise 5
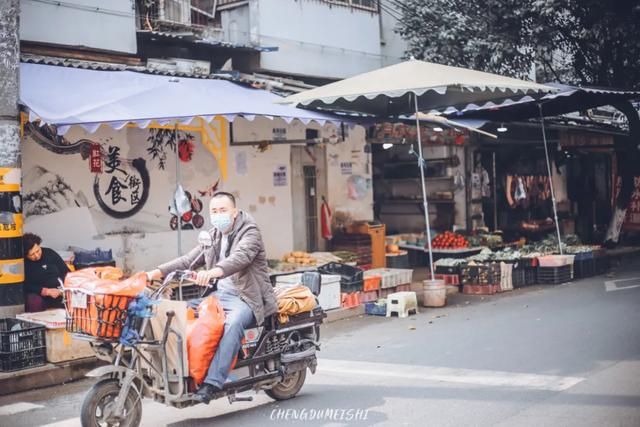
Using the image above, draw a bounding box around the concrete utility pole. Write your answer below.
[0,0,24,316]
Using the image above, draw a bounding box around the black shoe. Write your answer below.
[193,383,221,404]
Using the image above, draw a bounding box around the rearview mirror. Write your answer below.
[198,231,213,248]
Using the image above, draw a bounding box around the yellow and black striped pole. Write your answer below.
[0,0,24,316]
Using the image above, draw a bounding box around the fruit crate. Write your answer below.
[460,263,501,286]
[365,268,413,289]
[0,319,46,372]
[537,264,572,285]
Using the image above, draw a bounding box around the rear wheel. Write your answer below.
[81,379,142,427]
[265,369,307,401]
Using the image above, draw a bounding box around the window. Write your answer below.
[324,0,378,12]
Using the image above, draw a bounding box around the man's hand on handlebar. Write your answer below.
[195,267,224,287]
[146,269,163,283]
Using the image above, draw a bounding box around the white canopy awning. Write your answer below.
[19,63,341,135]
[278,59,557,117]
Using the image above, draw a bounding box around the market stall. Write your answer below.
[430,233,602,295]
[279,58,557,280]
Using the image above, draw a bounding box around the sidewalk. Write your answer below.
[0,357,100,396]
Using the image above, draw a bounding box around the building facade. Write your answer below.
[12,0,386,284]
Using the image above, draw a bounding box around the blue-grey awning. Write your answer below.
[19,63,340,135]
[446,83,640,121]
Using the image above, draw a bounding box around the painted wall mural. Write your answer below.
[93,153,150,219]
[146,129,196,169]
[23,166,88,216]
[169,190,205,231]
[22,120,224,241]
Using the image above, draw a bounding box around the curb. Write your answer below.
[0,357,103,396]
[324,305,365,323]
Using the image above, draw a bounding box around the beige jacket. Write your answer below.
[157,211,277,325]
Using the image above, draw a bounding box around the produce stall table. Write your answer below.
[398,244,484,267]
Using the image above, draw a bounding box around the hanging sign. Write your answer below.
[273,165,287,187]
[272,128,287,141]
[90,144,102,173]
[340,161,353,175]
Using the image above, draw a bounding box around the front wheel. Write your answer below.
[265,369,307,401]
[81,379,142,427]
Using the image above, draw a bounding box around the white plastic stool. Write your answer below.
[386,291,418,318]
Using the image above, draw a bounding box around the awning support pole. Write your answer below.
[414,93,435,278]
[175,124,183,256]
[538,104,563,255]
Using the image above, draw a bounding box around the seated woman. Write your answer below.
[24,233,69,312]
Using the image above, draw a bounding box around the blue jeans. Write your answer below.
[203,290,255,388]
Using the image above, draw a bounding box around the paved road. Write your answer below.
[1,261,639,427]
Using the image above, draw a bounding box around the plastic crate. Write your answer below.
[0,319,46,372]
[524,267,537,285]
[574,258,596,279]
[365,268,413,289]
[364,302,387,316]
[426,273,460,286]
[460,263,501,286]
[386,253,409,269]
[538,255,574,267]
[537,265,572,285]
[363,275,381,292]
[572,251,594,261]
[512,265,527,288]
[340,281,364,293]
[594,251,609,274]
[512,261,537,288]
[318,262,363,285]
[434,265,461,275]
[462,284,499,295]
[340,292,360,308]
[395,283,411,292]
[360,290,379,303]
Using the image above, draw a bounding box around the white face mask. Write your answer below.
[210,212,233,233]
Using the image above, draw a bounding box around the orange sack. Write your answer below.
[64,267,145,296]
[187,296,226,385]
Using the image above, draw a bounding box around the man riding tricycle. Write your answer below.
[63,192,325,427]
